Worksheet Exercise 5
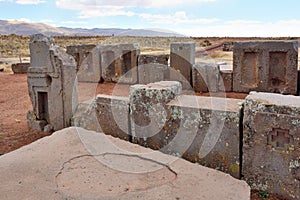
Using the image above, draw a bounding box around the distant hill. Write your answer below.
[0,20,185,37]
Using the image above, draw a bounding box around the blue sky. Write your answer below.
[0,0,300,36]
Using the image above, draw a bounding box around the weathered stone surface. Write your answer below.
[27,34,78,132]
[138,54,169,66]
[297,70,300,96]
[71,99,102,133]
[170,42,195,89]
[167,95,243,179]
[243,92,300,199]
[130,81,182,149]
[138,54,170,84]
[95,94,130,141]
[233,40,298,94]
[0,127,251,200]
[193,62,219,93]
[138,63,170,84]
[29,33,54,68]
[100,44,140,84]
[11,63,30,74]
[66,44,101,83]
[219,68,233,92]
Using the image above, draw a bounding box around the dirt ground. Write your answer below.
[0,72,284,200]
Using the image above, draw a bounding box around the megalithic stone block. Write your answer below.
[130,81,182,149]
[27,34,77,132]
[193,62,219,93]
[100,44,140,84]
[233,41,298,94]
[66,44,101,83]
[167,95,243,179]
[243,92,300,199]
[170,42,195,89]
[95,94,131,141]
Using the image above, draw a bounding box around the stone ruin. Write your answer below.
[27,34,78,132]
[27,35,300,200]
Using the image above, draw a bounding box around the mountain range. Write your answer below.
[0,20,185,37]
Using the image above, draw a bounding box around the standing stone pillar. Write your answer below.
[170,42,195,89]
[27,34,78,132]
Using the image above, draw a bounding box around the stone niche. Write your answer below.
[243,92,300,199]
[27,34,78,132]
[100,44,140,84]
[170,42,195,89]
[138,54,170,85]
[66,44,101,83]
[233,41,298,94]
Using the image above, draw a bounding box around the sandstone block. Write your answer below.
[11,63,30,74]
[243,92,300,199]
[130,81,182,149]
[167,95,243,178]
[233,41,298,94]
[170,42,195,89]
[95,94,130,141]
[193,62,219,93]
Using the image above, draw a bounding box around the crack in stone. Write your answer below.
[54,152,178,195]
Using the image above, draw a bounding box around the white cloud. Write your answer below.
[175,19,300,37]
[18,18,31,22]
[0,0,45,4]
[39,19,54,23]
[55,0,216,18]
[60,20,87,25]
[56,0,215,9]
[140,11,219,25]
[15,0,45,4]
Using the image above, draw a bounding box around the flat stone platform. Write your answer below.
[0,127,250,200]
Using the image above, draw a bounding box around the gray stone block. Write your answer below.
[130,81,182,149]
[138,54,169,66]
[99,44,140,84]
[193,62,219,93]
[27,34,78,132]
[243,92,300,199]
[71,99,102,133]
[138,63,170,84]
[167,95,243,179]
[67,44,101,83]
[219,69,233,92]
[11,63,30,74]
[95,94,130,141]
[170,42,195,89]
[233,41,298,94]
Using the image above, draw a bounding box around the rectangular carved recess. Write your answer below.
[105,50,116,78]
[269,52,287,89]
[241,52,258,88]
[37,91,49,122]
[268,128,293,150]
[122,50,132,78]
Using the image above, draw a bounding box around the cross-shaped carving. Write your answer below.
[268,128,292,149]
